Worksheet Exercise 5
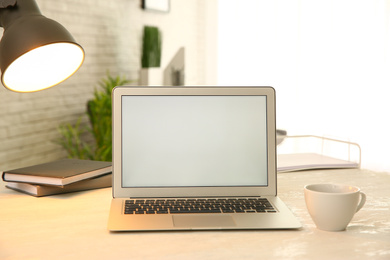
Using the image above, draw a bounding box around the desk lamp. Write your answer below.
[0,0,84,92]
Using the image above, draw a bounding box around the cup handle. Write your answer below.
[356,192,366,213]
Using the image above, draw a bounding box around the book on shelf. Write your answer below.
[5,173,112,197]
[276,135,361,173]
[2,159,112,186]
[277,153,359,173]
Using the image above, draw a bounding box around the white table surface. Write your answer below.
[1,168,389,259]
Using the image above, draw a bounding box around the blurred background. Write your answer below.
[1,0,389,173]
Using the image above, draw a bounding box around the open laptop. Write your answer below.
[108,86,301,231]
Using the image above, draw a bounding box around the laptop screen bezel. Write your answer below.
[112,86,277,198]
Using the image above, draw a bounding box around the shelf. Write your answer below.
[277,135,361,172]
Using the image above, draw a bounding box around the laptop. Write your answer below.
[108,86,301,231]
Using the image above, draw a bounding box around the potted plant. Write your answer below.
[56,73,130,161]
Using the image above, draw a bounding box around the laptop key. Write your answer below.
[199,209,221,213]
[222,209,235,213]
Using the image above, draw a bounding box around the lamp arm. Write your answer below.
[0,0,16,9]
[0,0,41,29]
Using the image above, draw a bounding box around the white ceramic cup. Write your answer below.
[304,184,366,231]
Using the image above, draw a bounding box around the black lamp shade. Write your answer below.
[0,0,84,92]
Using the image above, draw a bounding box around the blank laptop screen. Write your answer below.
[121,95,268,188]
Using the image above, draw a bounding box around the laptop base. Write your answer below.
[108,196,301,231]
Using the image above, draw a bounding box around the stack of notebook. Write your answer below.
[1,159,112,197]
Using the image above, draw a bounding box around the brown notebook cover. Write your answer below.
[2,159,112,186]
[5,174,112,197]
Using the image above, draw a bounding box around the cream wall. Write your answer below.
[0,0,218,170]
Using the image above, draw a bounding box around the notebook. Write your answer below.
[108,86,301,231]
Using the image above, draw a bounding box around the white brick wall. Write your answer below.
[0,0,218,170]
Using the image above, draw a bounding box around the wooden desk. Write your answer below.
[1,169,389,259]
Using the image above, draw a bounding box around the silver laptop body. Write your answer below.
[108,86,301,231]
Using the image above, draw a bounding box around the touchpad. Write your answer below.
[173,215,236,228]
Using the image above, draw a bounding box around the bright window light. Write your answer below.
[217,0,390,172]
[2,42,84,92]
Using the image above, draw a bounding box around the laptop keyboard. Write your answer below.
[124,198,276,214]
